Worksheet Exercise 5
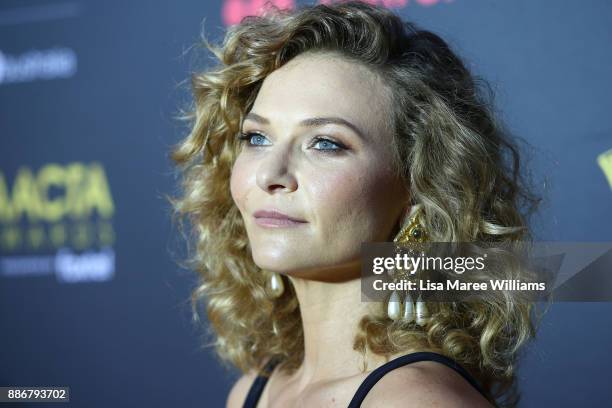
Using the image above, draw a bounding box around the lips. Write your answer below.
[253,209,307,227]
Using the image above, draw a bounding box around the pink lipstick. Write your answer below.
[253,209,307,228]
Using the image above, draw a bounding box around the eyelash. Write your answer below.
[237,131,347,154]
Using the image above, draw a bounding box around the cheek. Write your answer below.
[307,162,400,240]
[309,171,360,214]
[229,157,252,211]
[307,165,374,223]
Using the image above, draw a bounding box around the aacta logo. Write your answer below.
[0,162,115,252]
[222,0,454,26]
[0,162,116,283]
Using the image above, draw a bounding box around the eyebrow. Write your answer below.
[243,112,367,140]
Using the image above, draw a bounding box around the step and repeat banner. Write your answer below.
[1,1,611,407]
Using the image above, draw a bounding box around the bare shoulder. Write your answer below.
[226,369,259,408]
[361,361,493,408]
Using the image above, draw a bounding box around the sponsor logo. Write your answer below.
[0,47,77,85]
[0,162,115,283]
[598,148,612,191]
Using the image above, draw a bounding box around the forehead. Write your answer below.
[249,53,393,138]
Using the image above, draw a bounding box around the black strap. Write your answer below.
[243,352,487,407]
[242,358,280,408]
[347,351,487,407]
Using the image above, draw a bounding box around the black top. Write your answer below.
[241,352,488,408]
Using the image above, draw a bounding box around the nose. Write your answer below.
[255,144,298,194]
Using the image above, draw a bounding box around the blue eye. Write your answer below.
[312,137,344,151]
[238,132,271,146]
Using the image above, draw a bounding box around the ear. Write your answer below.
[400,203,425,227]
[399,204,416,227]
[389,205,410,242]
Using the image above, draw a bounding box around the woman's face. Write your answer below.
[230,52,410,281]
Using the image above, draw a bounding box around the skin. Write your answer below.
[228,52,492,408]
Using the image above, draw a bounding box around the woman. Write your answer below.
[170,1,542,407]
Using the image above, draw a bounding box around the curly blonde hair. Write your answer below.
[169,1,544,406]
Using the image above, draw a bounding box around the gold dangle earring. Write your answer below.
[388,204,430,325]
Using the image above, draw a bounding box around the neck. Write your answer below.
[286,273,384,386]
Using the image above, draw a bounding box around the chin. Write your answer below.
[253,256,318,277]
[252,254,296,273]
